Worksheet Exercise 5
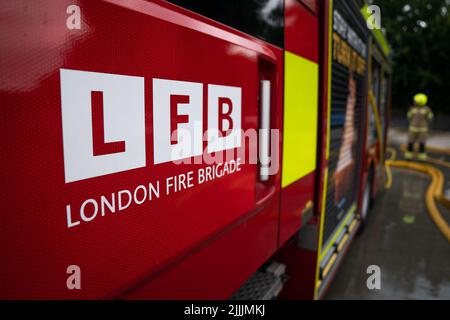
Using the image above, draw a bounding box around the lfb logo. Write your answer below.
[60,69,241,183]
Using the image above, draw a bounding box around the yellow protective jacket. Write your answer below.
[407,105,433,132]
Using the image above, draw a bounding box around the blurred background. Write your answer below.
[371,0,450,130]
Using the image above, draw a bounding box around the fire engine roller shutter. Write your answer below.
[321,0,368,248]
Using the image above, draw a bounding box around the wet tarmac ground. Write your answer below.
[325,149,450,299]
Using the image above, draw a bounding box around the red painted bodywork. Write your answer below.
[315,0,331,220]
[285,0,319,63]
[279,172,315,247]
[0,0,283,299]
[0,0,389,300]
[275,0,325,300]
[276,239,318,300]
[279,0,319,248]
[299,0,318,14]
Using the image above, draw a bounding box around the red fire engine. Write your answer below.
[0,0,391,299]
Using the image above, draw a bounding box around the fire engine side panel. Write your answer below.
[0,0,283,298]
[320,0,368,252]
[120,193,281,299]
[280,0,319,246]
[362,41,388,203]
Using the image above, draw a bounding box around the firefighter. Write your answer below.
[405,93,433,160]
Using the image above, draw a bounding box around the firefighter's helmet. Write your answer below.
[413,93,428,106]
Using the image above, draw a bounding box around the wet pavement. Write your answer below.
[325,160,450,299]
[389,127,450,149]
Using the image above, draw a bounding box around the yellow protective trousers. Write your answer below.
[407,128,428,155]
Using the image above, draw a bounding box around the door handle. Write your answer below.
[259,80,271,182]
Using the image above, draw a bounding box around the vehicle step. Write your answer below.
[231,262,286,300]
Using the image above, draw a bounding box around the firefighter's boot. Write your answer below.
[405,142,414,160]
[417,143,427,161]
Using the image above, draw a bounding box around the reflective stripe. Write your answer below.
[405,151,413,159]
[282,51,319,187]
[409,126,428,133]
[418,153,427,160]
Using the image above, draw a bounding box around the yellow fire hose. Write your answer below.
[427,145,450,156]
[384,147,450,243]
[367,80,449,242]
[427,157,450,170]
[399,144,450,169]
[384,147,396,189]
[368,91,385,179]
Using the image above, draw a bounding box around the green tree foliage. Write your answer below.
[373,0,450,114]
